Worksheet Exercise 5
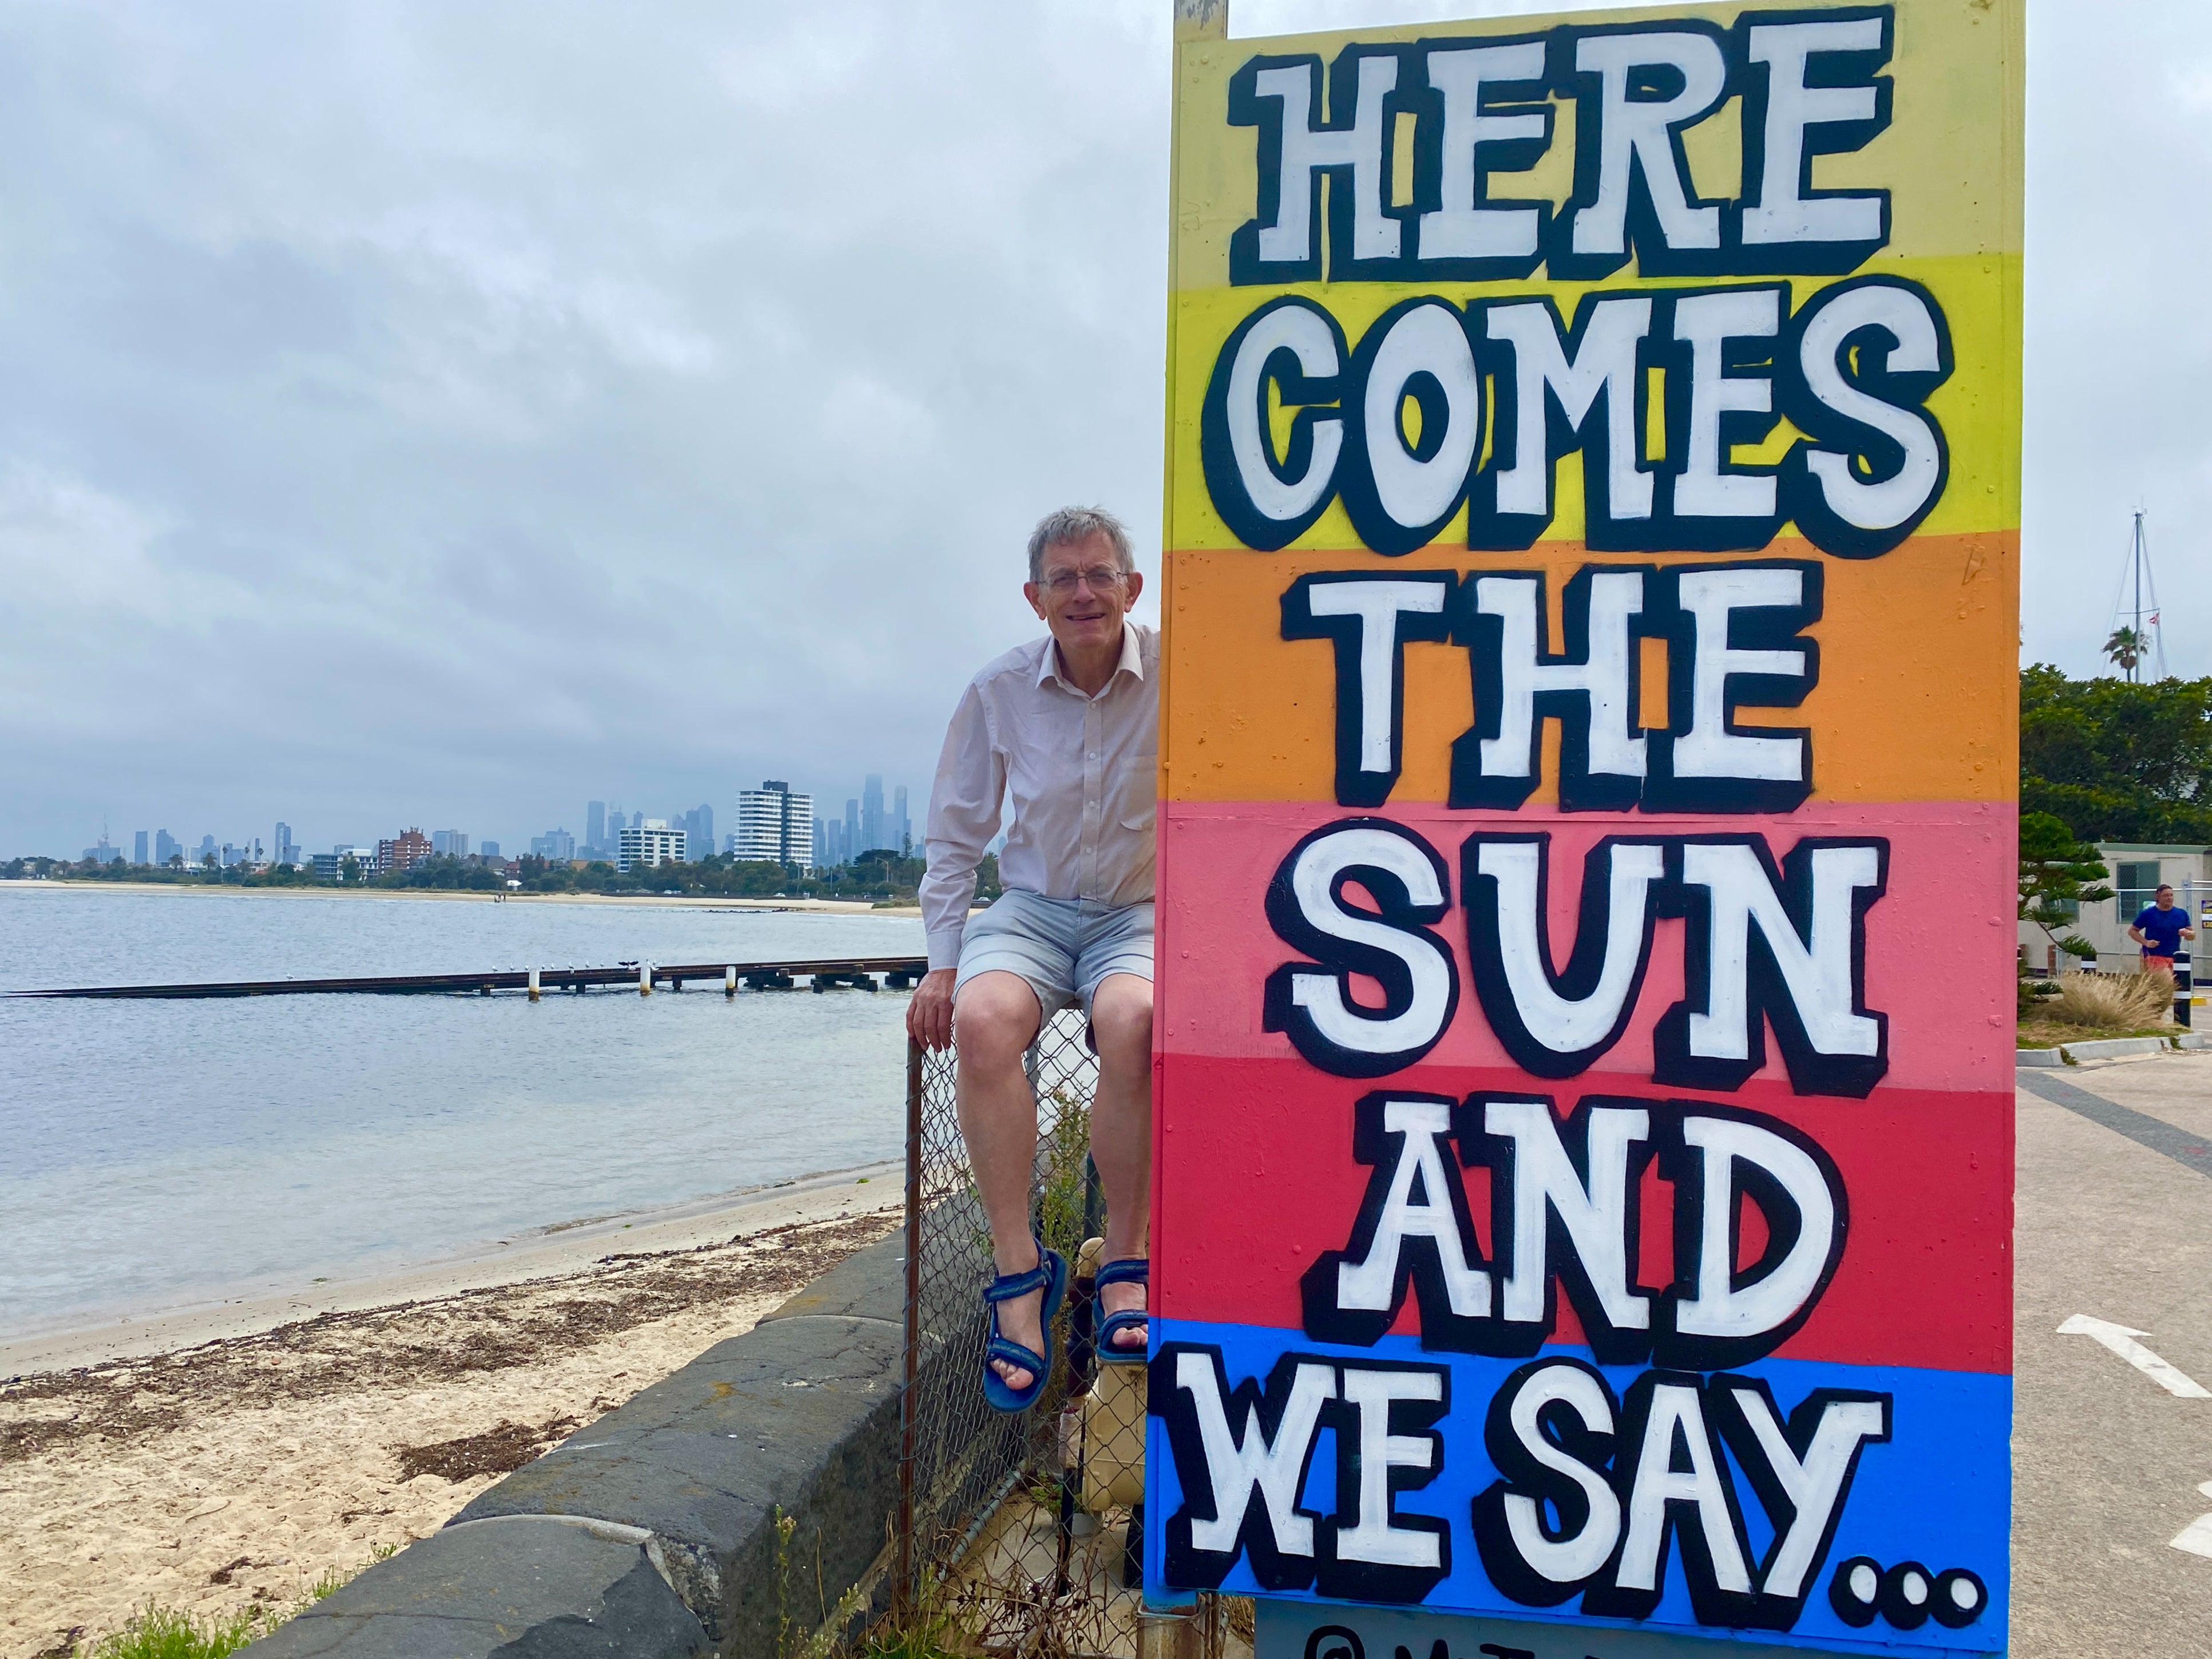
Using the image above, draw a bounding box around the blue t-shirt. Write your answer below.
[2135,904,2188,957]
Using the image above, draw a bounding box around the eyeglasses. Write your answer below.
[1038,565,1127,596]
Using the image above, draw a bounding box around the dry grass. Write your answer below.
[2053,971,2175,1030]
[2019,969,2178,1048]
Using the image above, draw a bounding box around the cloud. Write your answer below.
[1,1,2206,854]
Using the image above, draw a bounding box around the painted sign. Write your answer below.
[1147,2,2020,1655]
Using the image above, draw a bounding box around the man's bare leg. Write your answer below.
[1088,972,1153,1355]
[955,970,1048,1391]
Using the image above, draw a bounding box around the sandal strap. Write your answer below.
[984,1261,1052,1302]
[986,1335,1047,1373]
[1094,1258,1149,1289]
[1099,1306,1149,1341]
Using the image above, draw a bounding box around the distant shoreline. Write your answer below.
[0,878,922,916]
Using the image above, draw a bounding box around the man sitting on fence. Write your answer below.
[906,505,1155,1412]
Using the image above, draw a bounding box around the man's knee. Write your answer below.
[955,974,1040,1071]
[1091,976,1153,1063]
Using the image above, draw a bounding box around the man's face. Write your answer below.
[1026,529,1142,657]
[2158,889,2175,909]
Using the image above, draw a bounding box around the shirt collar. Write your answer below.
[1037,621,1145,692]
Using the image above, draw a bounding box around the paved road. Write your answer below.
[2015,1051,2212,1654]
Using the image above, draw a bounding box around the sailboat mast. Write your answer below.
[2131,510,2146,683]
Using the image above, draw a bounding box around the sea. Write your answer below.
[0,883,924,1340]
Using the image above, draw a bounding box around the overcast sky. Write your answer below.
[0,1,2201,858]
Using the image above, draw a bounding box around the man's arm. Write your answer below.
[909,682,1003,1050]
[2129,924,2148,945]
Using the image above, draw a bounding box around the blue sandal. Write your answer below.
[981,1242,1068,1413]
[1094,1258,1150,1367]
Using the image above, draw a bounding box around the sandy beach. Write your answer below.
[0,1177,903,1659]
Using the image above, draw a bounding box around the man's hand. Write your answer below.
[907,967,956,1051]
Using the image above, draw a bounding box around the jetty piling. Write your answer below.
[8,956,928,1000]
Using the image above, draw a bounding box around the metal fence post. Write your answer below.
[895,1035,924,1624]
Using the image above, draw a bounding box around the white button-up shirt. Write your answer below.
[920,621,1159,970]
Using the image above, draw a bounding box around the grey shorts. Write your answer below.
[953,890,1154,1020]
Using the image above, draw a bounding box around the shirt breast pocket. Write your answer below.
[1118,747,1158,833]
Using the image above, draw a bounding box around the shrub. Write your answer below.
[2052,971,2174,1031]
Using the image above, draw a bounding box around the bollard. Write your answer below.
[528,967,541,1001]
[640,962,651,996]
[725,965,737,997]
[2177,952,2193,1029]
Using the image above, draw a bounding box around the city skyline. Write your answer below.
[29,765,930,869]
[11,7,2207,860]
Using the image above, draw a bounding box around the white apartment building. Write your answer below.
[311,846,379,881]
[618,819,686,872]
[733,781,814,868]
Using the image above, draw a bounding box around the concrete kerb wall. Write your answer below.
[245,1234,913,1659]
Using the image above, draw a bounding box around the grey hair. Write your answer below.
[1027,506,1134,583]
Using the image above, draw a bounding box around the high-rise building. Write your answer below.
[893,785,911,854]
[431,830,469,859]
[197,834,217,866]
[815,817,842,868]
[133,830,149,865]
[681,803,715,854]
[82,834,120,865]
[618,819,685,872]
[734,782,814,868]
[861,774,885,854]
[478,840,502,860]
[844,798,860,860]
[155,829,179,866]
[377,827,432,874]
[529,829,576,861]
[312,846,377,881]
[586,801,607,855]
[275,822,297,866]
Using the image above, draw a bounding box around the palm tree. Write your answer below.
[2105,625,2144,680]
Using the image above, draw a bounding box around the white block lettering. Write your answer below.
[1487,1099,1651,1332]
[1617,1383,1752,1594]
[1336,1366,1447,1569]
[1335,1098,1492,1319]
[1570,32,1727,258]
[1487,298,1653,521]
[1420,41,1549,262]
[1741,18,1888,248]
[1175,1352,1336,1557]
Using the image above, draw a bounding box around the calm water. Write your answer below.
[0,885,923,1336]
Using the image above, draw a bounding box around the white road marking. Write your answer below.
[2056,1314,2212,1399]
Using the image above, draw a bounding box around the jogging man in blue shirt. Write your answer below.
[2130,883,2193,972]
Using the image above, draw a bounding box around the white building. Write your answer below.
[733,781,814,869]
[312,846,378,881]
[618,819,686,872]
[2020,841,2212,974]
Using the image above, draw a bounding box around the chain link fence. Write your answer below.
[891,1014,1245,1659]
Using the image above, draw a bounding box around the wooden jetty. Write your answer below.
[9,956,930,1000]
